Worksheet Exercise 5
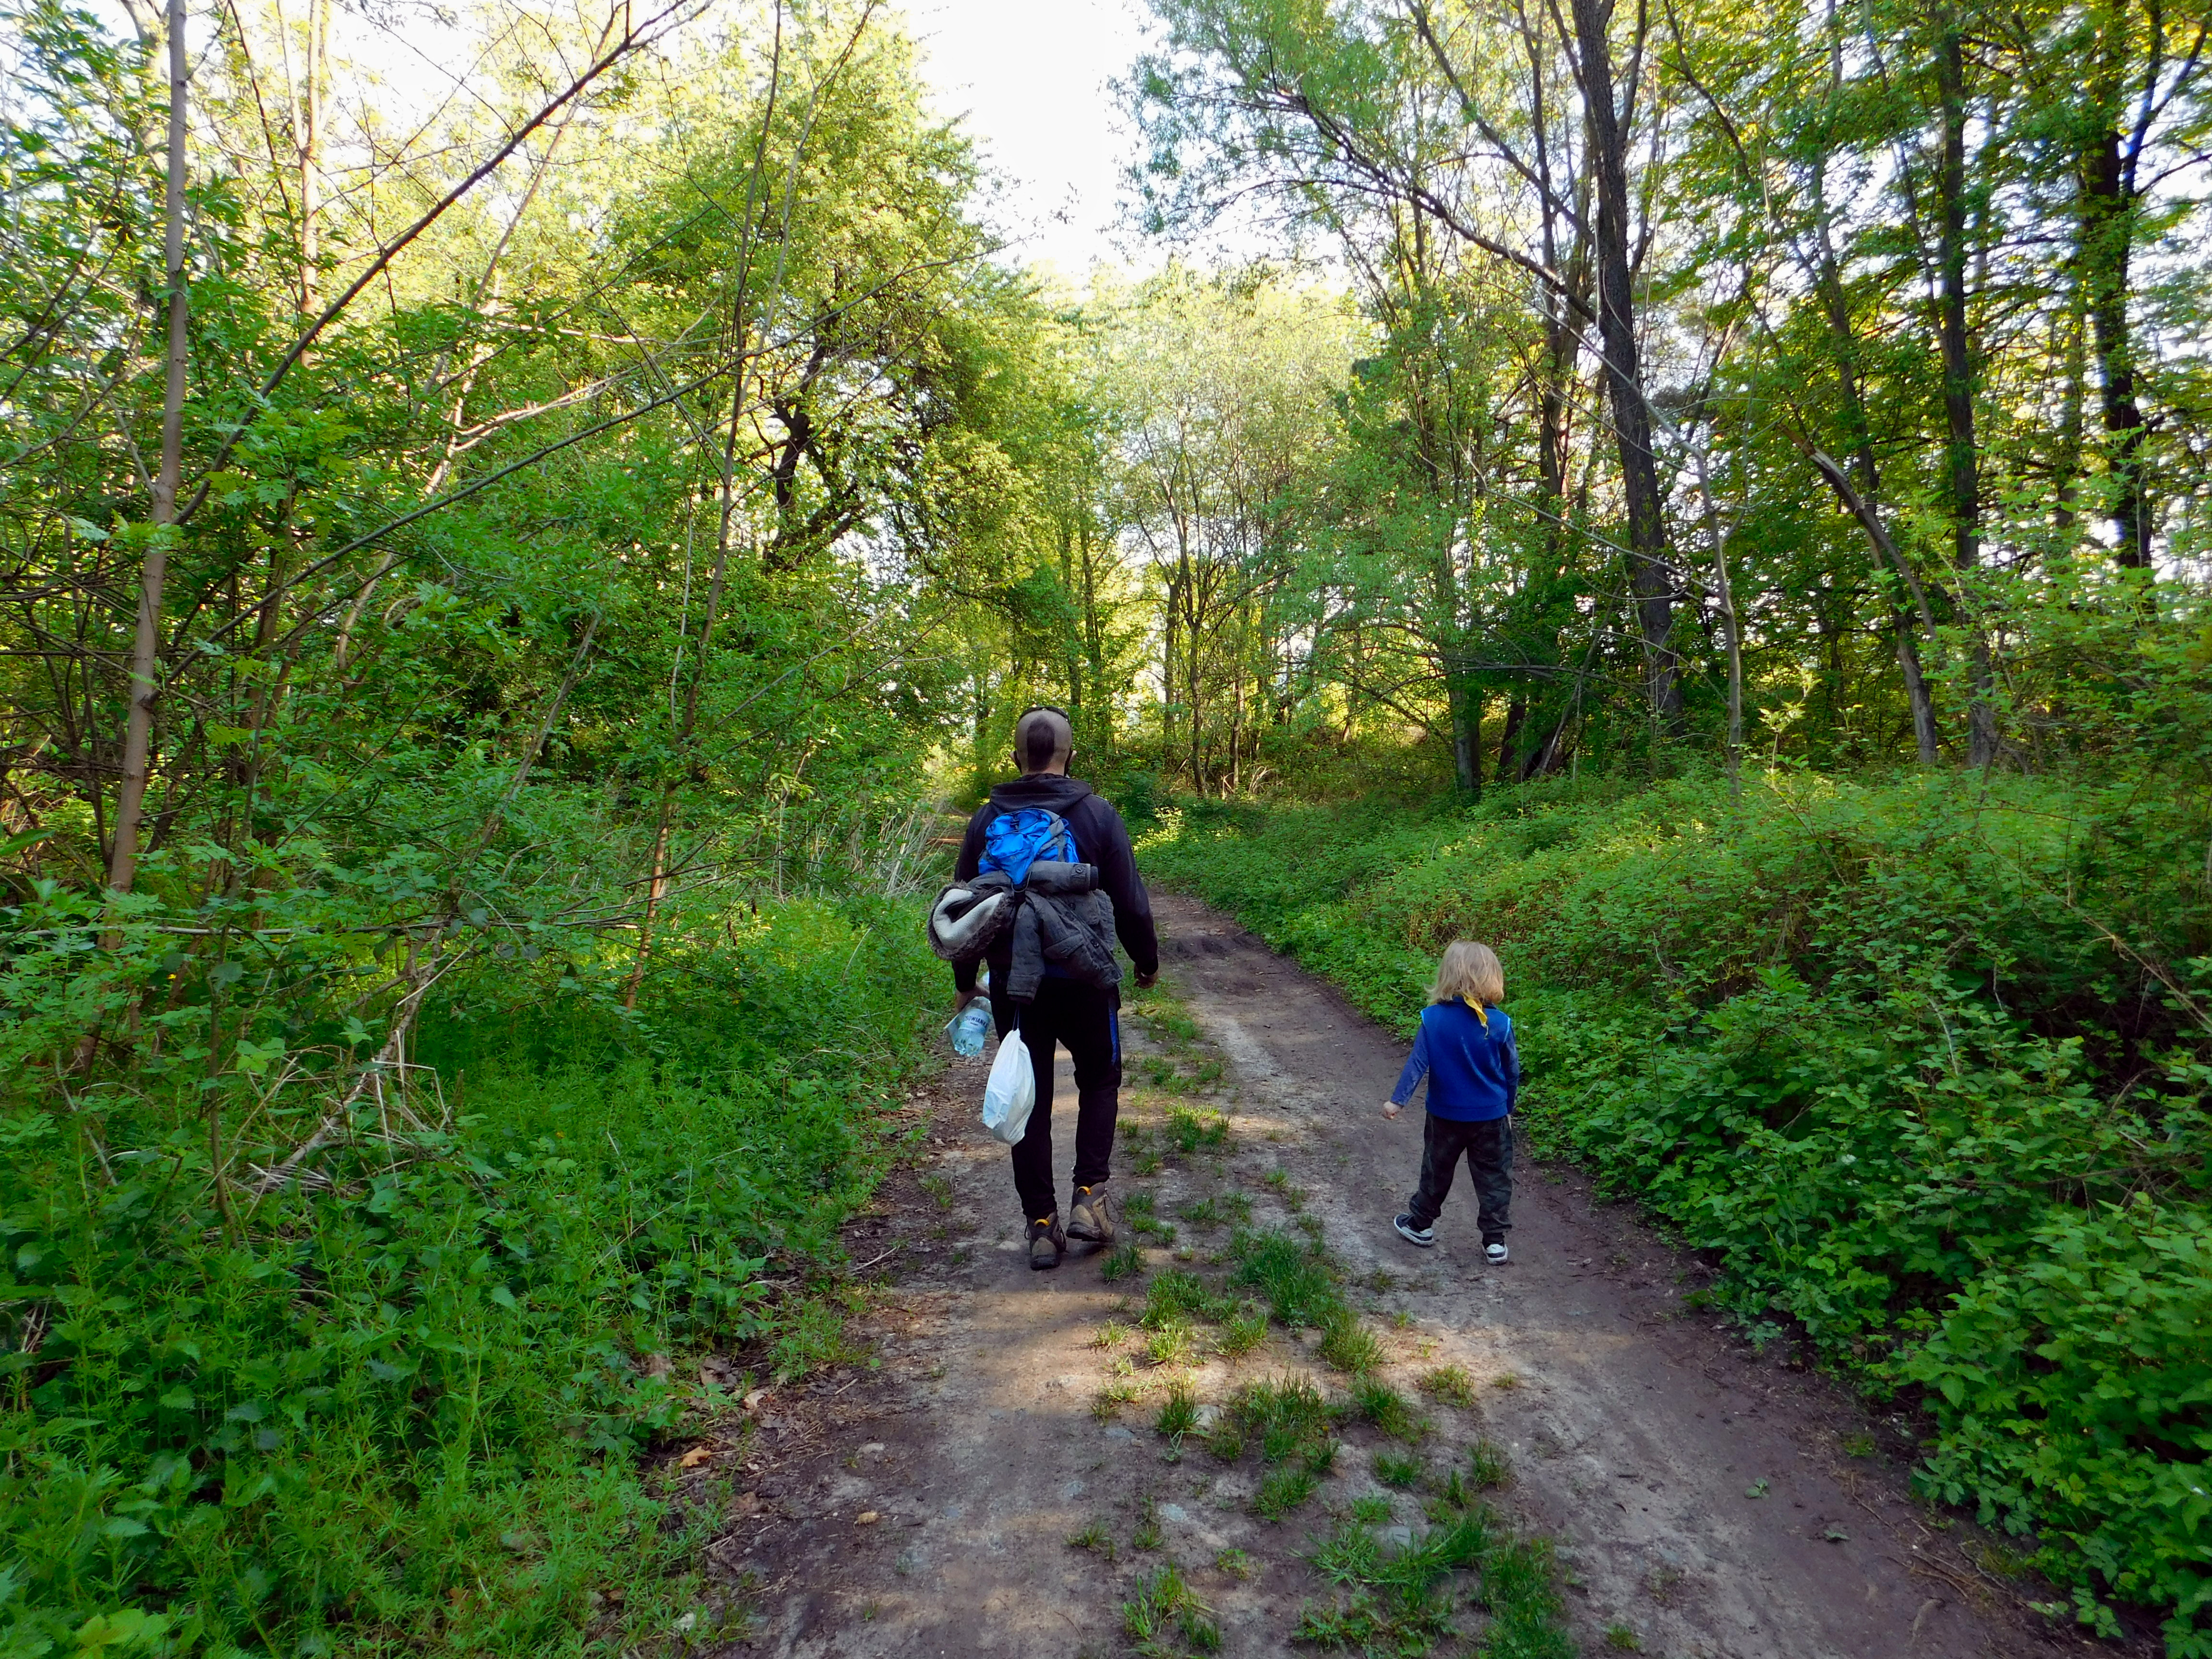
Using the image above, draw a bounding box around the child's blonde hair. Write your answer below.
[1430,940,1505,1009]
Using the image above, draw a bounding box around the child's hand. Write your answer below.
[1381,1099,1402,1120]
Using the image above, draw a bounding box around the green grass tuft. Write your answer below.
[1255,1464,1322,1520]
[1466,1437,1513,1491]
[1156,1381,1200,1438]
[1230,1226,1342,1326]
[1349,1377,1430,1444]
[1123,1563,1221,1656]
[1067,1520,1118,1561]
[1216,1301,1272,1358]
[1229,1375,1335,1462]
[1143,1268,1224,1325]
[1373,1451,1426,1489]
[1416,1364,1479,1407]
[1133,1497,1166,1551]
[1166,1104,1231,1153]
[1318,1309,1385,1374]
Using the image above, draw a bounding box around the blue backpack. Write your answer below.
[978,808,1081,886]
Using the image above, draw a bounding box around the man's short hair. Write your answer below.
[1014,705,1073,772]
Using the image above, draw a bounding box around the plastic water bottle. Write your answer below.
[947,997,991,1058]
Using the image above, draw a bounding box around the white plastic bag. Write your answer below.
[981,1027,1036,1145]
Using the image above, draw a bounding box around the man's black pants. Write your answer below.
[992,977,1120,1222]
[1405,1113,1513,1240]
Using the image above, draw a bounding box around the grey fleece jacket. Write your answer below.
[950,774,1159,998]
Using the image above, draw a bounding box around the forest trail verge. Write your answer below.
[689,893,2073,1658]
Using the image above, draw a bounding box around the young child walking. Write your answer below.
[1383,940,1519,1262]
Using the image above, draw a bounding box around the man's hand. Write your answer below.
[1382,1099,1403,1120]
[955,990,979,1014]
[1135,970,1158,990]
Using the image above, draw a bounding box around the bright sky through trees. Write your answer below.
[908,0,1153,275]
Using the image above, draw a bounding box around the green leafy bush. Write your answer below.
[0,897,939,1657]
[1909,1201,2212,1654]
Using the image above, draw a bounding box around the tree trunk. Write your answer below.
[1494,697,1525,782]
[1229,666,1243,794]
[626,7,789,1005]
[1799,442,1941,763]
[297,0,322,315]
[2054,250,2088,531]
[1687,442,1744,787]
[107,0,190,906]
[1568,0,1682,732]
[2080,124,2151,567]
[1896,616,1939,763]
[1808,9,1941,756]
[1935,17,1998,766]
[1448,651,1481,794]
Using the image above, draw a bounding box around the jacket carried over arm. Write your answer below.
[952,774,1159,998]
[1390,1001,1518,1121]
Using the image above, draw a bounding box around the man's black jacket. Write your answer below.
[951,774,1159,998]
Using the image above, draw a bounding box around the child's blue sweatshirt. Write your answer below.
[1389,999,1518,1121]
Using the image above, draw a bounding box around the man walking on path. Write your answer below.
[952,707,1159,1269]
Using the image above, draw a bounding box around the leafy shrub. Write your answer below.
[0,896,940,1657]
[1908,1200,2212,1653]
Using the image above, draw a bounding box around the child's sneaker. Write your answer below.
[1484,1239,1509,1264]
[1393,1214,1435,1248]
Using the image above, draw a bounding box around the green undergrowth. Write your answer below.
[1,896,940,1658]
[1139,770,2212,1653]
[1299,1466,1573,1659]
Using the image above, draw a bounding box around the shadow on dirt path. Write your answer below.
[691,892,2086,1659]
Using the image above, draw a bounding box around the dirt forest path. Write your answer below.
[703,893,2073,1659]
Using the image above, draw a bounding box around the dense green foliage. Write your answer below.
[1125,0,2212,788]
[3,897,938,1656]
[2,2,988,1650]
[1140,774,2212,1651]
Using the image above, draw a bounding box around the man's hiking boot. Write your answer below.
[1393,1214,1435,1248]
[1028,1214,1066,1270]
[1067,1183,1116,1244]
[1484,1239,1510,1264]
